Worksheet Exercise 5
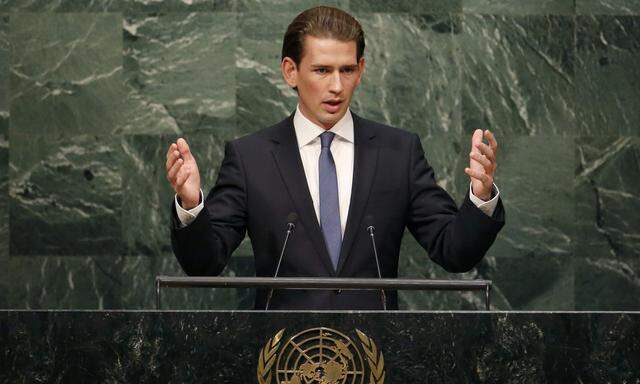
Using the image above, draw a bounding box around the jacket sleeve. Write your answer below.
[169,140,247,276]
[406,133,505,273]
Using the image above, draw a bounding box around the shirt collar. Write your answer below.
[293,103,354,148]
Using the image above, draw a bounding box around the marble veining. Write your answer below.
[2,311,639,382]
[0,4,638,311]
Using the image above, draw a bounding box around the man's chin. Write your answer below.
[318,115,342,129]
[322,108,346,120]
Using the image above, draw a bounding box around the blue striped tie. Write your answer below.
[319,131,342,270]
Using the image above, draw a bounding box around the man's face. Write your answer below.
[281,35,365,130]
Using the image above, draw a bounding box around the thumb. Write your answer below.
[176,138,193,161]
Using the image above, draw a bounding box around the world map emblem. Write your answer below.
[257,327,385,384]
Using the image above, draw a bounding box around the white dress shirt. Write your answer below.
[175,104,500,228]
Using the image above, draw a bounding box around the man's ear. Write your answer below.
[355,57,365,87]
[281,57,298,89]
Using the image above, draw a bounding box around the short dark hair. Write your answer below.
[281,6,365,67]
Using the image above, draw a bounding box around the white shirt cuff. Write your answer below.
[468,182,499,217]
[175,189,204,228]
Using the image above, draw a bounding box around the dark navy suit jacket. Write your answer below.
[170,110,505,310]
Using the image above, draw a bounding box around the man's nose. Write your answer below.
[329,71,343,93]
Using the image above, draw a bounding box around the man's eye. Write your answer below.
[342,68,354,74]
[315,68,327,74]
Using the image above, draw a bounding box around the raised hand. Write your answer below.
[464,129,498,201]
[166,138,201,209]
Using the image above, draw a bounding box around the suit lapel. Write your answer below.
[269,113,337,276]
[336,112,378,274]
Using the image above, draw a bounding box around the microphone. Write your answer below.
[265,212,297,310]
[365,214,387,310]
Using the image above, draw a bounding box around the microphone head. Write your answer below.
[364,214,374,226]
[286,212,298,230]
[364,214,375,233]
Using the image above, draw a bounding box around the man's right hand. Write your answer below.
[166,138,201,209]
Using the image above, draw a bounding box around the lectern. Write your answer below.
[3,277,638,382]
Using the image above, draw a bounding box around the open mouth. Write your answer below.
[322,100,342,112]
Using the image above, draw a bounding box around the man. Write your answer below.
[166,6,505,310]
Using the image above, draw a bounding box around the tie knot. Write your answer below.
[320,131,335,148]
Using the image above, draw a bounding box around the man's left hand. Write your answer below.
[464,129,498,201]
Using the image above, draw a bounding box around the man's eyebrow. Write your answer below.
[310,64,358,69]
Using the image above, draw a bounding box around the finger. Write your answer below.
[484,130,498,154]
[464,167,492,185]
[165,149,181,172]
[475,142,495,163]
[471,129,483,153]
[175,167,190,187]
[176,138,193,161]
[470,152,492,169]
[166,143,177,161]
[167,157,183,184]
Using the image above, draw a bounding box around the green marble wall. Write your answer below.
[0,0,638,310]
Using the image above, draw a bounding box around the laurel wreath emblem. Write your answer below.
[257,328,385,384]
[356,329,385,384]
[257,328,285,384]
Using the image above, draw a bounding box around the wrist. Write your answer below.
[472,185,491,201]
[178,193,200,210]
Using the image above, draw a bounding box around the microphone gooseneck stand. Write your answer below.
[366,220,387,310]
[265,214,297,310]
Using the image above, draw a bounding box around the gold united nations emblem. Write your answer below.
[257,327,385,384]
